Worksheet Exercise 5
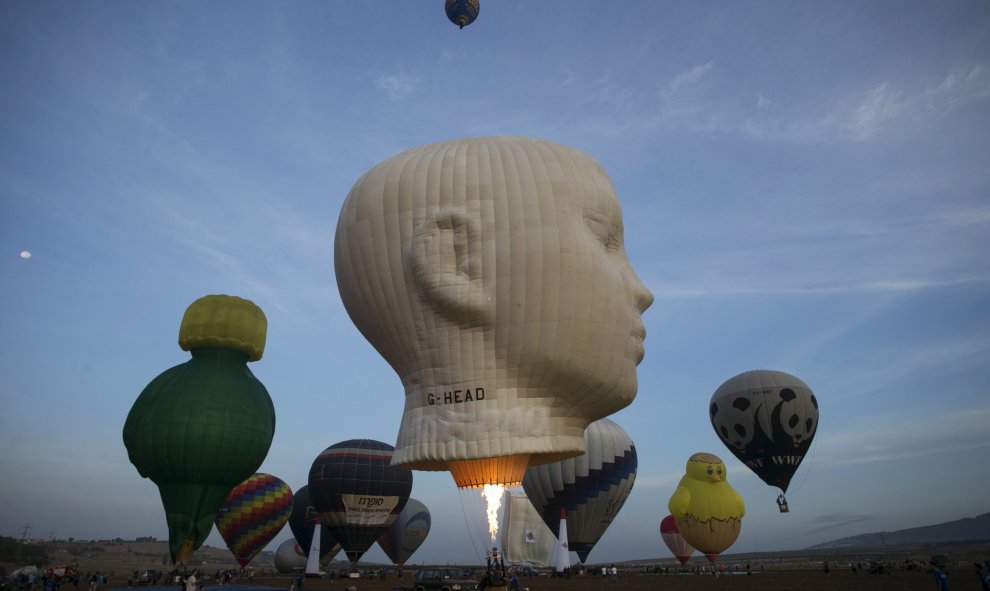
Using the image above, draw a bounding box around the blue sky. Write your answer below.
[2,1,988,566]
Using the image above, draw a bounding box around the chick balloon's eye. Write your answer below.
[717,466,723,475]
[706,466,713,475]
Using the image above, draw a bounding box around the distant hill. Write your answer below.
[808,512,990,549]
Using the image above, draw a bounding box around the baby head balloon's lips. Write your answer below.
[631,326,647,363]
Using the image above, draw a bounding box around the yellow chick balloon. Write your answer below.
[667,452,745,563]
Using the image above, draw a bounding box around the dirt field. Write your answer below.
[108,569,965,591]
[14,538,988,591]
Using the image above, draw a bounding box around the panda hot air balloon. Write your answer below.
[522,418,637,563]
[308,439,413,563]
[289,485,341,563]
[215,473,293,567]
[709,370,818,511]
[377,498,431,566]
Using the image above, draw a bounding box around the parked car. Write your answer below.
[414,569,479,591]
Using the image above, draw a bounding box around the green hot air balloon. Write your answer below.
[123,295,276,564]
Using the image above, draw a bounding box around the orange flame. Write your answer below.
[481,484,504,542]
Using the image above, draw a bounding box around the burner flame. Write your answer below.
[481,484,504,542]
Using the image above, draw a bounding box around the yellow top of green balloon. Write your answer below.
[179,294,267,361]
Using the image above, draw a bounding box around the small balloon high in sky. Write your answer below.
[444,0,479,29]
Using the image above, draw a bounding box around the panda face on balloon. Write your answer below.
[709,397,757,452]
[777,388,818,447]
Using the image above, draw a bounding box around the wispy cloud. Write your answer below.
[661,62,714,99]
[754,64,990,143]
[375,71,420,101]
[816,405,990,468]
[576,62,990,144]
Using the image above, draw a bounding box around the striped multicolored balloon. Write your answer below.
[216,473,294,566]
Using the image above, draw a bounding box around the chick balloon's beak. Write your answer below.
[710,474,722,483]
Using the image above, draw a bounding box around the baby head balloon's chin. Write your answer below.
[334,136,653,474]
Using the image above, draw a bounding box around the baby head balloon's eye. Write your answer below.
[584,210,622,252]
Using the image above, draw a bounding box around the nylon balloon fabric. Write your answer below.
[273,539,307,573]
[308,439,413,563]
[522,418,637,563]
[660,514,694,566]
[376,497,431,566]
[215,473,293,566]
[709,369,818,493]
[667,453,745,563]
[445,0,479,28]
[123,295,275,564]
[288,485,341,562]
[334,137,654,488]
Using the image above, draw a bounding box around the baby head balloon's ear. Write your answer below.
[409,209,492,327]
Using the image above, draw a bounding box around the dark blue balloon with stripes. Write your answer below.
[308,439,413,563]
[445,0,479,29]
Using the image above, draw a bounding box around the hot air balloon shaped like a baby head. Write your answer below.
[334,136,654,488]
[123,295,276,564]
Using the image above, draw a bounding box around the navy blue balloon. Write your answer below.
[288,485,340,561]
[445,0,479,29]
[308,439,413,563]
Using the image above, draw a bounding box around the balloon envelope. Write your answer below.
[709,370,818,493]
[289,485,341,562]
[308,439,413,563]
[522,418,637,563]
[123,296,275,563]
[273,539,307,574]
[444,0,479,28]
[377,498,431,566]
[660,515,694,566]
[215,473,293,567]
[667,453,745,564]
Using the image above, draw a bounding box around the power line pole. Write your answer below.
[15,524,31,563]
